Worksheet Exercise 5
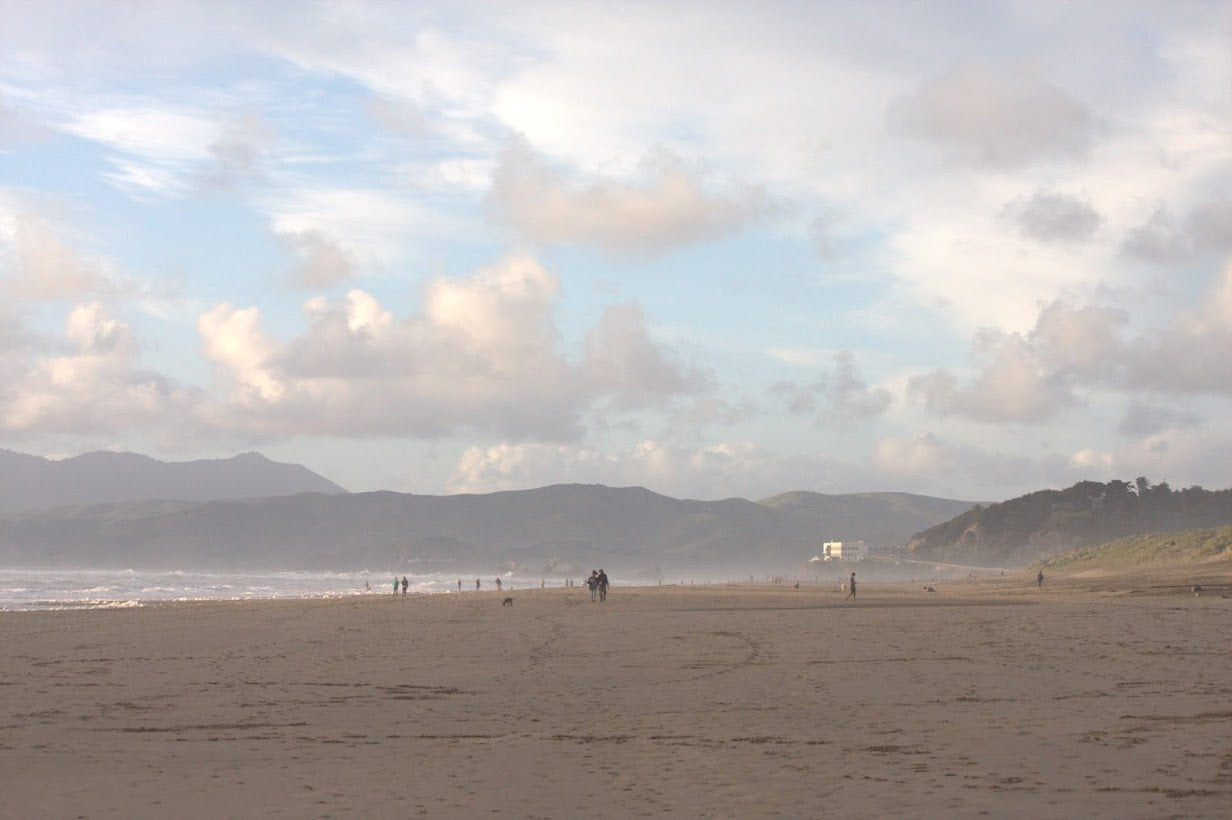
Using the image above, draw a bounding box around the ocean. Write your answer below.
[0,568,570,611]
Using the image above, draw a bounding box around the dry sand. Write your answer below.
[3,576,1231,818]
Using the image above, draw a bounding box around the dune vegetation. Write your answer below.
[1037,525,1232,573]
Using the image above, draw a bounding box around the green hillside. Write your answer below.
[906,478,1232,566]
[1038,526,1232,572]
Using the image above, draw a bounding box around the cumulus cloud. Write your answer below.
[583,303,711,409]
[0,303,191,434]
[1002,190,1102,243]
[908,330,1073,423]
[196,254,707,439]
[445,438,866,500]
[487,141,766,253]
[1187,198,1232,252]
[873,432,1049,489]
[266,186,453,275]
[1118,402,1198,437]
[908,260,1232,428]
[771,351,890,425]
[1029,301,1127,380]
[1124,261,1232,392]
[889,65,1097,168]
[3,217,117,300]
[200,113,274,191]
[280,229,357,288]
[1121,206,1189,262]
[1108,427,1232,490]
[1123,200,1232,262]
[198,302,285,403]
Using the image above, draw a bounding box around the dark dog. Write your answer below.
[502,597,514,606]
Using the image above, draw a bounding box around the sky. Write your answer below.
[0,1,1230,502]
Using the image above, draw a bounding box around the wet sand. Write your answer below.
[3,578,1231,817]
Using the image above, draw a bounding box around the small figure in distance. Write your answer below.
[846,572,857,602]
[597,569,609,602]
[587,570,599,602]
[1037,570,1044,589]
[392,576,399,596]
[401,576,409,596]
[475,578,480,591]
[495,577,502,592]
[458,579,462,592]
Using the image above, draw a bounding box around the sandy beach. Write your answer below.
[3,577,1231,818]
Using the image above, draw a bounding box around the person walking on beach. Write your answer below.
[392,577,399,596]
[401,576,408,596]
[1037,570,1044,589]
[495,577,502,592]
[597,569,609,602]
[475,578,480,591]
[587,570,599,602]
[458,579,462,592]
[846,572,857,602]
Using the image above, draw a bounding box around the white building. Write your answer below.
[820,540,867,562]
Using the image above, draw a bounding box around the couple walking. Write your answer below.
[587,569,609,602]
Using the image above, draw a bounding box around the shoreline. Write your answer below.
[5,568,1227,614]
[3,578,1230,816]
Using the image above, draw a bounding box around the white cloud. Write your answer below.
[1002,190,1102,243]
[61,106,218,162]
[889,64,1098,169]
[1118,402,1198,438]
[279,229,357,288]
[198,303,284,403]
[1029,300,1128,381]
[0,303,191,435]
[583,303,710,409]
[487,141,766,253]
[909,330,1074,424]
[446,438,866,500]
[197,254,708,439]
[266,187,459,275]
[1124,261,1232,393]
[0,93,50,144]
[874,432,1051,491]
[771,351,891,425]
[1121,206,1189,263]
[907,261,1232,429]
[1106,425,1232,490]
[3,216,117,300]
[1122,198,1232,263]
[1069,447,1112,471]
[200,113,275,190]
[2,3,1230,501]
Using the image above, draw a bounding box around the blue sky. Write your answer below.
[1,1,1230,501]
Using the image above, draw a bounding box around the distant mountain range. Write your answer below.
[0,457,975,574]
[0,449,347,514]
[907,478,1232,566]
[12,450,1227,575]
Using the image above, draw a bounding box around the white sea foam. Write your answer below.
[0,568,578,611]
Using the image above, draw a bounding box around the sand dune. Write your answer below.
[3,578,1231,817]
